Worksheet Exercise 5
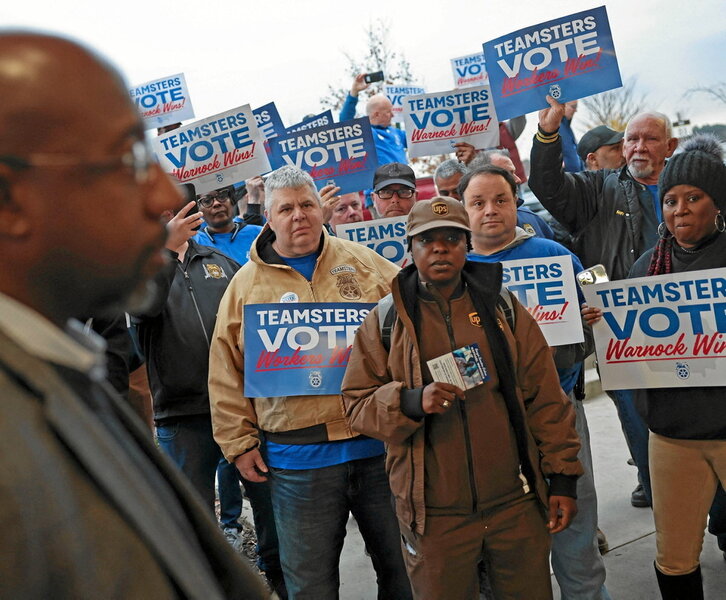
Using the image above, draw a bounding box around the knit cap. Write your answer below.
[659,134,726,211]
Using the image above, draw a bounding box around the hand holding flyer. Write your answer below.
[427,344,490,391]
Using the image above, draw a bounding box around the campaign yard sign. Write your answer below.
[267,117,378,195]
[285,110,334,134]
[152,105,270,195]
[253,102,286,140]
[450,52,488,88]
[582,269,726,390]
[336,215,411,267]
[402,86,499,158]
[482,6,622,122]
[500,255,583,346]
[384,85,426,123]
[129,73,195,130]
[243,302,375,397]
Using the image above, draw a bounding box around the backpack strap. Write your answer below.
[377,294,396,352]
[496,287,516,332]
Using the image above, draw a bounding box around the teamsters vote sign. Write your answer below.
[129,73,195,130]
[243,302,375,397]
[267,118,378,195]
[253,102,286,140]
[500,255,583,347]
[402,85,500,158]
[582,269,726,390]
[482,6,622,122]
[336,215,411,267]
[450,52,488,88]
[385,85,426,123]
[152,105,270,195]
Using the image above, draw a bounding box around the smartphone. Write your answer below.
[364,70,384,84]
[576,264,609,286]
[179,183,201,231]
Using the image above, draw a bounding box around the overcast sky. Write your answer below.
[4,0,725,156]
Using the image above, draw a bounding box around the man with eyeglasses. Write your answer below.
[194,185,263,265]
[371,162,418,219]
[0,32,270,598]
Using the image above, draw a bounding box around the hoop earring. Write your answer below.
[716,213,726,233]
[657,222,670,239]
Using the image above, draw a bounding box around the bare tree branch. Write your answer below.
[579,77,649,131]
[685,83,726,105]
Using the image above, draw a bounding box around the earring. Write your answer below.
[657,222,670,239]
[716,213,726,233]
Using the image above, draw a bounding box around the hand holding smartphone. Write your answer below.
[364,70,384,84]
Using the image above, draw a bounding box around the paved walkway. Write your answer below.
[335,391,726,599]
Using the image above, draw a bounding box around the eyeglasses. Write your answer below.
[376,187,414,200]
[198,190,232,207]
[0,140,155,185]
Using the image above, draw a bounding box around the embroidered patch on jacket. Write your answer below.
[469,312,481,327]
[280,292,299,303]
[203,264,227,279]
[336,273,362,300]
[330,264,356,275]
[431,200,449,216]
[522,223,535,235]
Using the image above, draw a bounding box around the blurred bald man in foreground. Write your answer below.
[0,32,271,599]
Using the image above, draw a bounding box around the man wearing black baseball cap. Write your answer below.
[343,197,582,599]
[371,162,418,219]
[577,125,625,171]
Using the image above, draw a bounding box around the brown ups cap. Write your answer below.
[406,196,471,238]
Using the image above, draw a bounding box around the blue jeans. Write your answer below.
[156,415,221,512]
[269,454,412,600]
[608,389,652,503]
[217,457,243,529]
[551,393,611,600]
[157,417,282,575]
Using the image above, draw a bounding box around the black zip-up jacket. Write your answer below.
[136,240,240,422]
[529,136,659,280]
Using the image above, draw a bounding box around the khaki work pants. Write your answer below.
[399,495,552,600]
[650,433,726,575]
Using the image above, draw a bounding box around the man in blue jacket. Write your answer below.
[339,73,407,166]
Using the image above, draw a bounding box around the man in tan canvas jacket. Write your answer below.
[208,166,410,599]
[342,197,583,600]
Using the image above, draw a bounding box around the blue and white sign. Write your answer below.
[402,86,499,158]
[483,6,622,122]
[243,302,374,397]
[384,84,426,123]
[336,215,411,267]
[267,117,379,195]
[285,110,334,134]
[253,102,286,140]
[582,269,726,390]
[501,255,583,346]
[450,52,488,88]
[129,73,195,130]
[151,104,270,195]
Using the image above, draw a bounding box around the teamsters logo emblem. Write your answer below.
[309,370,322,388]
[549,84,562,99]
[203,264,226,279]
[675,362,690,380]
[336,273,362,300]
[431,201,449,216]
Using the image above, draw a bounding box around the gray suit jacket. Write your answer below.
[0,329,272,599]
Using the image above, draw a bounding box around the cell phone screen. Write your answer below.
[364,70,384,84]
